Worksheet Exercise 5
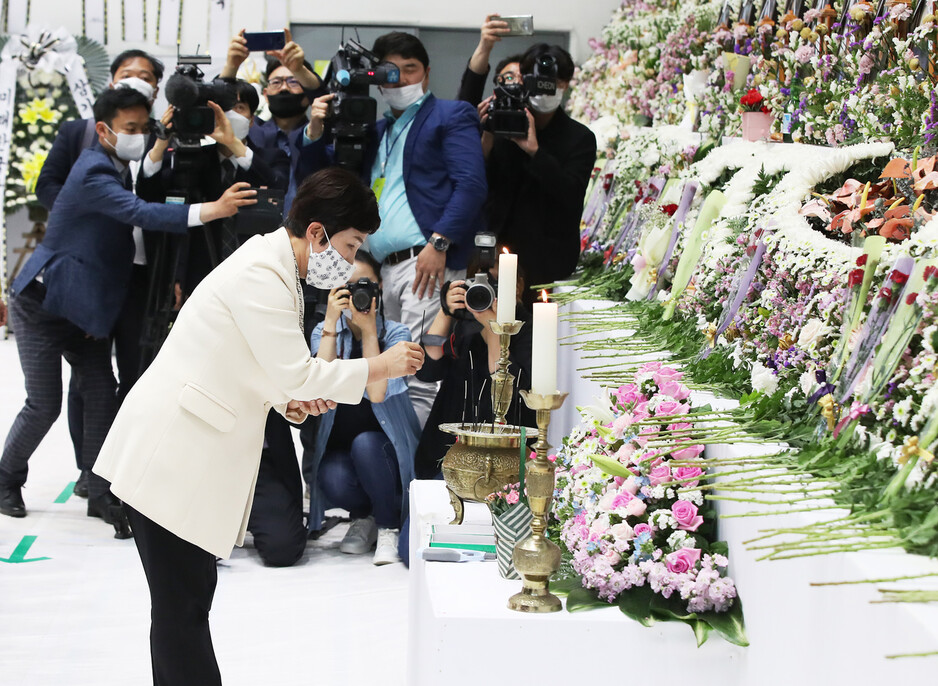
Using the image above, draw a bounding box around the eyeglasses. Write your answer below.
[267,77,302,90]
[495,73,522,85]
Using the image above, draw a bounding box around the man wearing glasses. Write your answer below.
[221,28,327,213]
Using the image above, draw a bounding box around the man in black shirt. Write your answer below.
[482,44,597,300]
[456,14,522,107]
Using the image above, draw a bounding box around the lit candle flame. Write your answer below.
[502,247,510,255]
[540,289,549,303]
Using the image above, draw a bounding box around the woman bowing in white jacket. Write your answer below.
[94,167,424,686]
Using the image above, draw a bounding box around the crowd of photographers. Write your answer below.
[0,14,596,567]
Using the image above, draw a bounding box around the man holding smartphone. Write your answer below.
[457,13,524,106]
[220,27,327,214]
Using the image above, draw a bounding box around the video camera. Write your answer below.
[486,53,558,138]
[164,53,239,145]
[326,39,400,170]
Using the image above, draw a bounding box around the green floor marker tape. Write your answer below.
[54,482,76,504]
[1,536,51,563]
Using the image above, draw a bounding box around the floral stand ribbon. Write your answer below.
[493,503,533,580]
[0,26,94,301]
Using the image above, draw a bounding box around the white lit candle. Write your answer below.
[496,249,517,323]
[531,290,558,395]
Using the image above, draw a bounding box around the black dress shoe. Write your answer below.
[0,483,26,518]
[87,493,133,539]
[73,471,89,499]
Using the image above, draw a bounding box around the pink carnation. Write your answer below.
[506,490,520,505]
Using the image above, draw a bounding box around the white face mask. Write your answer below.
[306,233,355,288]
[528,87,566,114]
[114,77,155,103]
[379,81,424,111]
[104,124,147,162]
[225,111,251,141]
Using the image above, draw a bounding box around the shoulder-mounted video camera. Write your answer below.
[486,53,558,139]
[163,52,239,145]
[325,39,400,170]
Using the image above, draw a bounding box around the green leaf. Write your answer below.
[709,540,730,557]
[692,619,712,647]
[566,587,608,613]
[699,599,749,647]
[550,575,585,598]
[590,453,634,478]
[617,584,657,627]
[649,593,697,621]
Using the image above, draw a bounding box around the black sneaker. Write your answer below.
[73,471,89,498]
[0,483,26,518]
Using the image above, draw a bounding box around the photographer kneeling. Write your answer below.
[306,251,420,566]
[481,44,597,301]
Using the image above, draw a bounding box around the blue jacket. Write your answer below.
[299,94,488,270]
[13,144,191,338]
[307,316,421,532]
[248,116,329,213]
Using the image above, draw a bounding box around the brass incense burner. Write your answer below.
[440,320,536,524]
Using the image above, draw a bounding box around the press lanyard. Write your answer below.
[380,117,415,178]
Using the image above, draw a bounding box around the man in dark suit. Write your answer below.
[482,44,597,300]
[35,48,165,498]
[137,80,288,297]
[304,32,488,426]
[0,88,255,533]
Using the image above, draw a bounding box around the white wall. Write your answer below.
[23,0,620,66]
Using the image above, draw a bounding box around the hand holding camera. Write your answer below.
[199,182,257,223]
[305,92,335,142]
[324,285,351,329]
[206,101,247,156]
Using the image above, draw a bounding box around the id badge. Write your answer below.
[372,176,386,202]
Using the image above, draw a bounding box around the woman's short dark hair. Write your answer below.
[520,44,575,83]
[372,32,430,69]
[354,250,383,278]
[93,87,151,126]
[110,49,165,82]
[233,80,260,115]
[285,167,381,241]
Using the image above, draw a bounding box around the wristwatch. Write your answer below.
[430,234,451,252]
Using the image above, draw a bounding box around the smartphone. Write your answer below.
[243,31,286,52]
[501,15,534,36]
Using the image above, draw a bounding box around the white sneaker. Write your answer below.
[340,516,378,554]
[373,528,400,566]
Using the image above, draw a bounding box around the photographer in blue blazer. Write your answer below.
[303,32,488,428]
[0,87,256,534]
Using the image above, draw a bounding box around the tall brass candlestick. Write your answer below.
[508,390,568,613]
[489,320,524,425]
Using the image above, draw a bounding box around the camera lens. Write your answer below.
[465,283,494,312]
[351,290,372,312]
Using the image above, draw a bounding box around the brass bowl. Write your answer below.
[439,422,537,524]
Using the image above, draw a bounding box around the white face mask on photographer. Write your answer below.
[225,111,251,141]
[528,87,566,114]
[306,233,355,289]
[114,77,155,103]
[379,82,424,111]
[104,124,147,162]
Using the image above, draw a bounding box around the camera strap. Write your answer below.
[379,117,415,178]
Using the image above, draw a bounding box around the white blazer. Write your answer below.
[94,228,369,558]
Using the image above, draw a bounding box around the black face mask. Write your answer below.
[267,91,307,118]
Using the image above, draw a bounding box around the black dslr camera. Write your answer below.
[486,53,558,138]
[164,52,239,145]
[347,278,380,313]
[326,39,400,171]
[441,232,498,320]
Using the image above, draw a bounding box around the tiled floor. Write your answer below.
[0,336,409,686]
